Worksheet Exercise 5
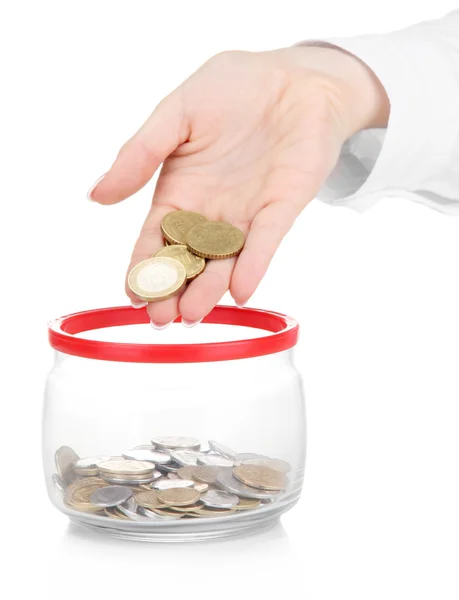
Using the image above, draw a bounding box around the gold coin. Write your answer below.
[167,502,203,513]
[161,210,208,245]
[104,507,127,520]
[235,498,261,511]
[185,221,245,259]
[65,477,107,512]
[154,245,205,281]
[241,457,291,473]
[128,257,187,302]
[150,507,185,518]
[193,483,209,494]
[193,466,220,485]
[178,466,196,480]
[157,487,201,507]
[98,460,154,476]
[192,507,237,518]
[232,465,287,491]
[134,490,165,510]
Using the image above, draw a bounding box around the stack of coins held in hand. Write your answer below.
[54,437,291,522]
[128,210,245,303]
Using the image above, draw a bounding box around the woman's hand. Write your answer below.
[89,45,389,326]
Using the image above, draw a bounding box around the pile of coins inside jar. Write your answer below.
[128,210,245,302]
[53,436,290,521]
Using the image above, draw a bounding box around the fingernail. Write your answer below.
[150,319,174,330]
[131,300,148,309]
[235,301,247,308]
[87,173,107,201]
[182,318,203,328]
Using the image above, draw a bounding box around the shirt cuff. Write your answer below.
[302,26,459,214]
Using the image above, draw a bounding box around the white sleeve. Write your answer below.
[308,11,459,214]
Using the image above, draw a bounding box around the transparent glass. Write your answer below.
[43,320,306,542]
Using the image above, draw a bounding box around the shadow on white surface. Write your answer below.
[50,520,301,598]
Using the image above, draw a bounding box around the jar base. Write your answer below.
[67,499,298,543]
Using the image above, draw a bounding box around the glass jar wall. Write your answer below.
[43,306,305,542]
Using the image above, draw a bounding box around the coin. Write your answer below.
[235,498,261,511]
[201,489,240,509]
[152,436,201,451]
[99,474,156,485]
[178,466,196,480]
[154,245,205,281]
[233,465,287,491]
[148,508,184,519]
[134,490,165,510]
[193,466,220,485]
[55,446,80,484]
[104,508,126,519]
[235,452,272,463]
[167,502,203,513]
[73,455,112,476]
[128,257,187,302]
[157,488,201,507]
[90,485,133,508]
[170,450,203,467]
[216,468,280,500]
[161,210,208,245]
[65,477,108,512]
[197,454,234,468]
[122,449,171,464]
[52,473,66,496]
[116,498,147,521]
[156,463,180,474]
[193,483,209,494]
[98,460,154,476]
[192,507,238,518]
[185,221,245,259]
[208,440,238,461]
[241,457,291,473]
[152,478,195,491]
[167,473,180,480]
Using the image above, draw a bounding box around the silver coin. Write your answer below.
[216,468,280,500]
[234,453,272,465]
[170,450,203,467]
[116,497,147,521]
[151,478,195,491]
[122,449,171,464]
[156,463,180,474]
[167,473,180,480]
[52,473,66,496]
[73,455,111,474]
[201,489,240,509]
[134,445,156,450]
[241,457,291,473]
[55,446,80,483]
[197,454,234,468]
[208,440,238,461]
[151,436,201,451]
[138,507,182,520]
[90,485,133,508]
[100,474,156,485]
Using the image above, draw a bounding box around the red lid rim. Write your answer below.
[48,305,299,363]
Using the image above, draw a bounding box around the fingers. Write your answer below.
[230,200,300,306]
[179,257,236,324]
[125,203,181,326]
[89,89,189,205]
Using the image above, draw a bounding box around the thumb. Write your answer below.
[89,89,188,205]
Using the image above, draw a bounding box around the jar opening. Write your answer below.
[48,305,299,364]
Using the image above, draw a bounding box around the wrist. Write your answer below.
[291,43,390,136]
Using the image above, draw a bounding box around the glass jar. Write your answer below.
[44,305,305,542]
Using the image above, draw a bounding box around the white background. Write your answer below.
[2,1,459,598]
